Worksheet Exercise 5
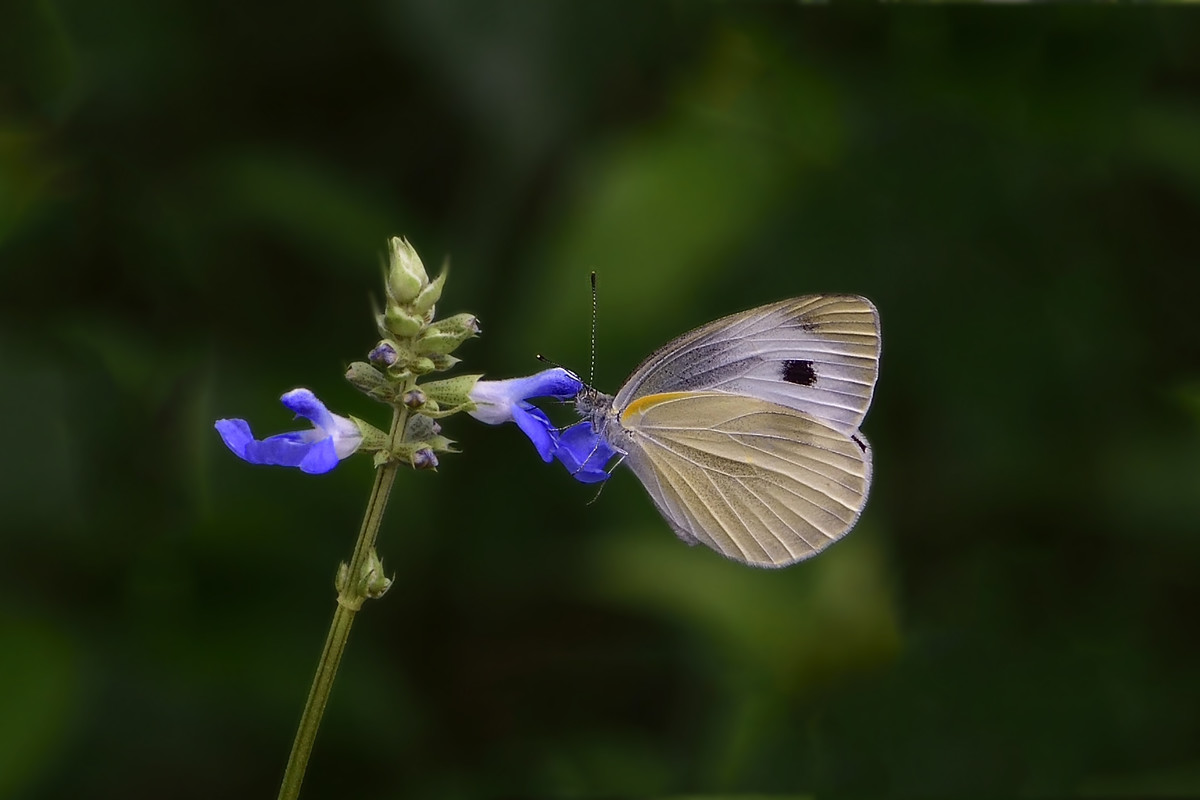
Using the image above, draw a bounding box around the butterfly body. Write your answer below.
[579,294,880,569]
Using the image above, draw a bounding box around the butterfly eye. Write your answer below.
[781,359,817,387]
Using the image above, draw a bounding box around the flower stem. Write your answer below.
[276,398,410,800]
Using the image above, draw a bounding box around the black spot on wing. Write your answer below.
[782,359,817,386]
[852,434,867,453]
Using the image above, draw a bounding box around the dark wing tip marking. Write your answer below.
[851,434,867,453]
[782,359,817,387]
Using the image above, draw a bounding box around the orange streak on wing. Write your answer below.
[619,391,697,424]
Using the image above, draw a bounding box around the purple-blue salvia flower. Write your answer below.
[553,421,617,484]
[467,368,582,461]
[215,388,363,474]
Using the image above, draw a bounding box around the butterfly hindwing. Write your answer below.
[615,391,872,568]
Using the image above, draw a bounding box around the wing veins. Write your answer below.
[642,428,865,500]
[650,437,829,558]
[639,431,861,518]
[637,407,867,463]
[646,444,753,561]
[723,377,874,400]
[689,453,791,559]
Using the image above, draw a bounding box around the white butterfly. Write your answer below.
[575,295,880,568]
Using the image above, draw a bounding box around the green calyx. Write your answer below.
[349,415,388,450]
[412,266,446,316]
[345,363,390,400]
[385,306,425,338]
[360,550,393,599]
[418,374,482,409]
[335,550,392,604]
[415,313,480,355]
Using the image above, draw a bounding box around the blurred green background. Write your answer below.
[3,3,1199,798]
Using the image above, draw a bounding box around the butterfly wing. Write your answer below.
[615,391,872,568]
[614,295,879,434]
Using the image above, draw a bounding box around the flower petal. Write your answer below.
[215,418,255,460]
[281,388,336,432]
[297,436,340,474]
[468,368,582,425]
[508,367,583,401]
[245,431,321,468]
[512,403,559,462]
[328,415,364,459]
[554,421,617,484]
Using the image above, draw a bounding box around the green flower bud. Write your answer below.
[414,334,457,356]
[361,550,392,599]
[415,314,481,356]
[345,361,386,394]
[436,313,482,336]
[412,266,447,316]
[346,363,399,403]
[429,353,461,372]
[386,236,428,304]
[404,413,440,442]
[428,434,459,453]
[385,306,425,338]
[419,374,482,409]
[409,356,436,375]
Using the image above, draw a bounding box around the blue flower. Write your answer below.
[468,368,582,461]
[215,389,363,474]
[553,421,618,484]
[466,368,617,482]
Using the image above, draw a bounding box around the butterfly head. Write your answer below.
[574,383,614,431]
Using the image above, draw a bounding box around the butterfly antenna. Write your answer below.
[535,274,598,392]
[589,271,598,387]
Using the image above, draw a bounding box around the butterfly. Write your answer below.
[574,295,880,568]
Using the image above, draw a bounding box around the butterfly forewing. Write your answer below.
[615,391,872,568]
[613,295,880,434]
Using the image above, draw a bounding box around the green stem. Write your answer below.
[276,398,410,800]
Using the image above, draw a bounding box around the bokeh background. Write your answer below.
[3,3,1199,798]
